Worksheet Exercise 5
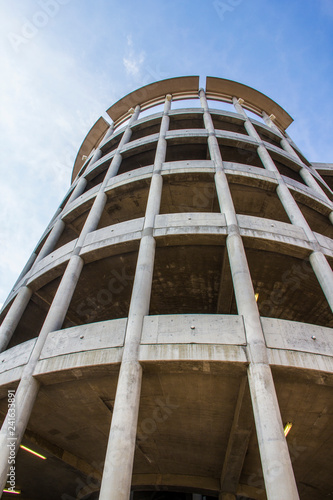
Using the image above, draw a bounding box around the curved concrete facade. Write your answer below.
[0,77,332,500]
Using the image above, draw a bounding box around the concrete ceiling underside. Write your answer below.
[0,363,332,499]
[7,233,332,349]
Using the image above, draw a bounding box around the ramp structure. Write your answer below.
[0,77,332,500]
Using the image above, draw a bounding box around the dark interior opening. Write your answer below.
[212,114,246,135]
[160,173,219,214]
[150,244,231,316]
[254,126,282,148]
[130,119,161,142]
[63,249,139,328]
[165,142,208,163]
[119,148,156,175]
[271,155,306,186]
[219,142,264,168]
[82,169,107,194]
[7,278,61,348]
[294,200,333,239]
[229,182,290,223]
[53,209,90,251]
[168,113,205,130]
[100,133,123,156]
[246,247,333,327]
[98,179,150,228]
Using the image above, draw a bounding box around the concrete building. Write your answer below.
[0,76,332,500]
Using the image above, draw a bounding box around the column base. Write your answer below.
[219,494,236,500]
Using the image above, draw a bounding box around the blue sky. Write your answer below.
[0,0,333,306]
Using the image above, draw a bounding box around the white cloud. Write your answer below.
[0,0,332,309]
[123,34,145,78]
[0,5,115,305]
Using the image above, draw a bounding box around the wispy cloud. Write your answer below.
[0,0,332,307]
[0,4,114,303]
[123,34,145,78]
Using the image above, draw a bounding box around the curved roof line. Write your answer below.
[71,76,293,181]
[106,76,200,123]
[71,116,109,182]
[206,76,293,130]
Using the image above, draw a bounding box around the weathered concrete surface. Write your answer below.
[40,318,127,359]
[262,317,333,356]
[0,339,36,374]
[0,78,332,500]
[141,314,245,345]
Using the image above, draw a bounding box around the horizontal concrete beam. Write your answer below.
[40,318,127,359]
[22,213,332,293]
[262,317,333,357]
[2,314,332,386]
[141,314,246,345]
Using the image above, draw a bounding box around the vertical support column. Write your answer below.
[99,123,115,148]
[0,110,141,492]
[0,217,66,353]
[104,107,141,183]
[0,110,138,355]
[200,90,299,500]
[0,255,84,491]
[99,95,172,500]
[0,287,32,352]
[233,97,333,313]
[64,176,88,207]
[88,148,103,168]
[83,122,115,179]
[262,111,333,207]
[35,219,66,263]
[309,251,333,307]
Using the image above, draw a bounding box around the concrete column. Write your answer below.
[234,97,333,312]
[262,111,333,207]
[200,90,238,226]
[89,148,103,167]
[75,107,141,249]
[0,215,68,351]
[253,144,315,241]
[329,211,333,225]
[0,254,84,492]
[0,109,142,492]
[6,197,67,299]
[76,191,108,249]
[48,206,63,226]
[99,124,115,148]
[104,153,123,183]
[201,90,300,500]
[98,236,155,500]
[64,176,88,208]
[83,146,104,178]
[35,219,66,264]
[103,106,141,184]
[275,183,316,242]
[0,286,32,352]
[0,218,67,352]
[249,362,299,498]
[99,96,171,500]
[310,251,333,311]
